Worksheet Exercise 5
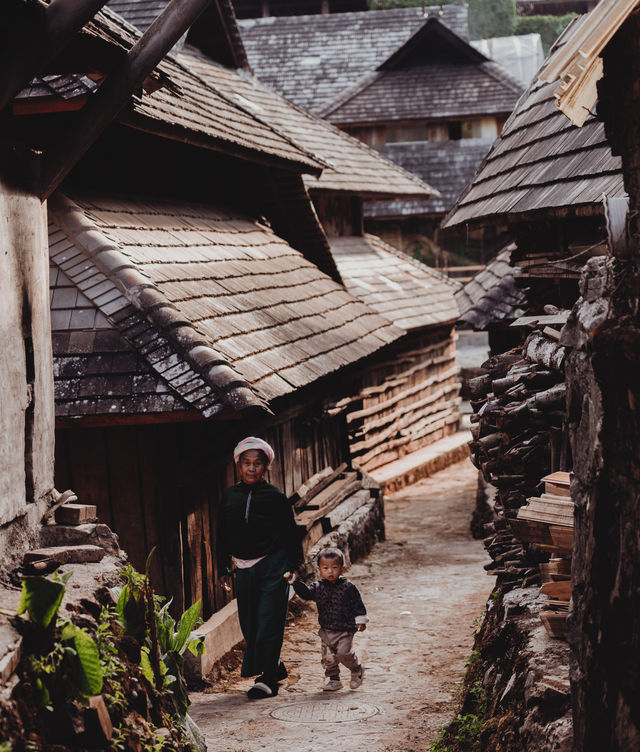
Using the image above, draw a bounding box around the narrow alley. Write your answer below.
[189,459,493,752]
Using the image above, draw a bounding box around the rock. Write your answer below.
[40,523,119,554]
[24,545,105,565]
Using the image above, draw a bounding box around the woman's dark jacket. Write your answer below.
[217,480,303,574]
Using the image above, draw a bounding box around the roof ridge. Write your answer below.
[49,193,271,414]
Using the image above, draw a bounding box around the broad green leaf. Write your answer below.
[17,576,65,629]
[140,648,155,684]
[174,600,201,655]
[61,623,103,696]
[187,634,205,657]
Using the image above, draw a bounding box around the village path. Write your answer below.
[189,458,494,752]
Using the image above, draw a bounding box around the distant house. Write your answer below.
[239,5,524,258]
[232,0,367,17]
[443,16,624,315]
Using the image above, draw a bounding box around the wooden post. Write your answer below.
[0,0,111,115]
[40,0,214,200]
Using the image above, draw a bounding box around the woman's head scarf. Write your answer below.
[233,437,275,467]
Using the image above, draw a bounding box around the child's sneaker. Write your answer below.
[350,666,365,689]
[323,677,343,691]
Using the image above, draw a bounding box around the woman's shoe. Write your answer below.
[247,678,279,699]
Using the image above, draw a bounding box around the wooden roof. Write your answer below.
[330,234,460,331]
[364,139,492,219]
[442,17,626,229]
[49,194,402,418]
[455,245,528,330]
[180,48,434,199]
[325,19,522,126]
[44,6,324,176]
[237,5,469,115]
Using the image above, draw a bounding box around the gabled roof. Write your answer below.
[443,17,625,229]
[49,194,402,419]
[180,48,434,199]
[237,5,469,115]
[364,139,493,218]
[326,51,522,126]
[107,0,248,67]
[330,234,459,331]
[455,245,528,330]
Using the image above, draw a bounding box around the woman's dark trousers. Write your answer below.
[235,549,289,686]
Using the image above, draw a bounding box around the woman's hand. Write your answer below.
[220,574,233,593]
[283,571,297,583]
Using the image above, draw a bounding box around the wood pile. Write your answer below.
[468,329,569,594]
[512,472,573,638]
[290,464,380,558]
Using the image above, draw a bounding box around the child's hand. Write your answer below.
[283,571,294,582]
[357,623,366,632]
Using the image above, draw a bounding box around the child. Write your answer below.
[286,547,368,691]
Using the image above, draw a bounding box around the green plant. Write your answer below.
[17,571,104,709]
[468,0,516,39]
[112,551,205,717]
[515,13,577,54]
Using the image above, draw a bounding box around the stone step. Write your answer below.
[40,523,119,554]
[54,503,97,526]
[23,545,105,566]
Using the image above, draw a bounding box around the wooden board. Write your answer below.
[549,525,573,555]
[291,463,348,511]
[540,580,572,601]
[542,471,571,498]
[539,610,568,639]
[295,475,361,530]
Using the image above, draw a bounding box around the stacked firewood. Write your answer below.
[468,330,568,591]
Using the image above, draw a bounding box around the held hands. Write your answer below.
[283,571,294,582]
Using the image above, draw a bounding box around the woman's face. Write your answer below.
[238,449,267,485]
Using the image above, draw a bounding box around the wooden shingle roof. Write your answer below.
[443,18,626,229]
[62,6,325,176]
[455,246,528,330]
[237,5,469,115]
[325,19,523,126]
[364,139,493,218]
[49,194,402,418]
[180,48,434,199]
[330,234,459,331]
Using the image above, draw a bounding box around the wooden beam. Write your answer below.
[0,0,111,115]
[40,0,214,200]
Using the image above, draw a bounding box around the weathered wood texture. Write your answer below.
[54,407,346,618]
[0,179,54,530]
[562,13,640,747]
[343,328,460,471]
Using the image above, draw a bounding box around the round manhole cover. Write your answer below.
[270,701,379,723]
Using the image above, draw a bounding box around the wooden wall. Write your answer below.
[54,406,347,618]
[345,325,461,471]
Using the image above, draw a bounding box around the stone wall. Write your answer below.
[560,11,640,749]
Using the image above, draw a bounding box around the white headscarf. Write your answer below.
[233,437,275,467]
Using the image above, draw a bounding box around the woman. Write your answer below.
[218,437,302,699]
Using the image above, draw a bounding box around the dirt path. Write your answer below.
[189,459,494,752]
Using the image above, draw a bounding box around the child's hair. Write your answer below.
[317,547,344,566]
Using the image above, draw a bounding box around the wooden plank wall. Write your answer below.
[54,408,347,619]
[346,326,461,471]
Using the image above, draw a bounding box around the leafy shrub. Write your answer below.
[515,13,577,54]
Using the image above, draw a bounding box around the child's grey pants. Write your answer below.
[319,628,361,677]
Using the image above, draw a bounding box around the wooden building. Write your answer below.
[238,5,524,258]
[445,5,640,747]
[231,0,367,17]
[18,2,462,617]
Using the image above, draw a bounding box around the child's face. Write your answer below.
[318,557,344,583]
[237,450,267,485]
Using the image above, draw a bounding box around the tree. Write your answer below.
[515,13,577,54]
[468,0,516,39]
